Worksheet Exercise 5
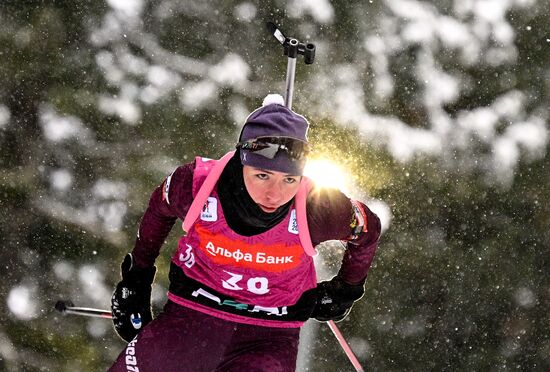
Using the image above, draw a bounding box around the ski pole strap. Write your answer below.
[182,151,235,234]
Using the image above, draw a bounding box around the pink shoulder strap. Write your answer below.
[182,151,317,257]
[295,176,317,257]
[182,151,235,234]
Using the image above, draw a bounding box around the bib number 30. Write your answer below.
[222,271,269,295]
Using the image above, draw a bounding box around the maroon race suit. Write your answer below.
[109,156,381,372]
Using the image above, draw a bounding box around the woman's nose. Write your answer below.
[264,182,282,202]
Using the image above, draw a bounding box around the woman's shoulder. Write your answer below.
[305,186,353,244]
[305,186,381,245]
[161,160,197,214]
[168,161,196,190]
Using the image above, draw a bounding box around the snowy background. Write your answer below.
[1,0,549,370]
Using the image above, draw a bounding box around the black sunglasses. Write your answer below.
[236,136,310,160]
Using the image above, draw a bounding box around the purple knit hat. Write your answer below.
[239,94,310,175]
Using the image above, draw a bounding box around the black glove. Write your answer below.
[111,253,156,342]
[311,276,365,322]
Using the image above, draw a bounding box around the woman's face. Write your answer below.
[242,166,301,213]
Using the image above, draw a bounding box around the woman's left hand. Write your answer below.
[310,276,365,322]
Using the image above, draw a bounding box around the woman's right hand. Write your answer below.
[111,253,156,342]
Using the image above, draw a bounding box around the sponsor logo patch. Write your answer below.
[125,338,139,371]
[192,287,288,316]
[195,224,302,272]
[288,209,299,234]
[200,197,218,222]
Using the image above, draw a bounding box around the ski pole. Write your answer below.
[55,300,112,319]
[328,320,365,372]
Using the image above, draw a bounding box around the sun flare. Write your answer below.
[304,159,350,192]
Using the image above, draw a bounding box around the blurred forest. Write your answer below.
[1,0,549,371]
